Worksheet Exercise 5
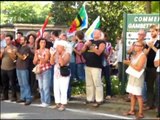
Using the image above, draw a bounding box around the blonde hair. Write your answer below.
[150,24,158,31]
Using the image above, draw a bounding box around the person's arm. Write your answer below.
[59,53,70,66]
[16,49,29,61]
[39,49,50,64]
[0,48,5,59]
[33,50,39,65]
[90,42,105,56]
[123,59,131,66]
[154,50,160,67]
[148,42,158,52]
[154,59,160,67]
[130,54,147,72]
[80,41,91,53]
[127,45,134,54]
[73,43,84,55]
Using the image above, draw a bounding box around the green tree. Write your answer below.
[151,1,160,13]
[51,1,84,25]
[1,1,52,24]
[50,1,146,45]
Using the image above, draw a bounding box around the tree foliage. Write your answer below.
[1,1,52,24]
[1,1,159,45]
[50,1,147,45]
[51,1,84,25]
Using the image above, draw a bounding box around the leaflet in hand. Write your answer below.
[125,66,144,79]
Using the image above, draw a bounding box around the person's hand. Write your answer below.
[148,41,154,48]
[23,53,29,60]
[7,48,12,53]
[1,48,5,54]
[50,47,56,55]
[84,41,91,47]
[123,59,131,66]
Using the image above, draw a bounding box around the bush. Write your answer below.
[71,75,121,96]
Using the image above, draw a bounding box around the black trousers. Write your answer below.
[1,69,17,99]
[28,65,38,96]
[157,72,160,115]
[145,67,157,107]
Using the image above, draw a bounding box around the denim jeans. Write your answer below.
[36,68,51,104]
[102,65,112,96]
[16,69,31,102]
[77,63,85,81]
[70,62,78,80]
[50,65,54,100]
[67,62,77,99]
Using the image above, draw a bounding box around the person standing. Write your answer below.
[16,36,32,105]
[144,24,160,110]
[33,38,52,107]
[0,34,17,101]
[0,32,7,95]
[102,32,112,100]
[127,29,147,103]
[123,41,147,119]
[154,48,160,118]
[115,34,123,82]
[50,40,71,111]
[73,30,86,81]
[81,29,106,107]
[27,34,38,99]
[67,35,77,100]
[13,31,23,48]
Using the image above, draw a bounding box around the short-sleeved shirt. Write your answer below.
[16,45,31,69]
[1,45,17,70]
[145,40,160,68]
[154,49,160,72]
[75,41,85,64]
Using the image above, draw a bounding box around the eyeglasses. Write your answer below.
[134,44,143,47]
[138,33,144,36]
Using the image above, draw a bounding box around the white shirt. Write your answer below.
[116,40,123,62]
[154,49,160,72]
[0,39,6,48]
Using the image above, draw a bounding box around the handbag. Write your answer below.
[32,64,41,74]
[60,66,70,76]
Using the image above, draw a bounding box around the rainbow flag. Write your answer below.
[67,3,88,37]
[84,16,100,40]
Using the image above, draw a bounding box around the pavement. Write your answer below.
[0,91,159,119]
[66,94,158,119]
[27,94,158,119]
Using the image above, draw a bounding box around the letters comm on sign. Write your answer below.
[134,16,160,22]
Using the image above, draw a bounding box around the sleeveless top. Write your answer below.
[54,51,70,78]
[36,48,52,73]
[131,52,146,68]
[83,40,106,68]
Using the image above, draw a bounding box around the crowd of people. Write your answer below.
[0,25,159,118]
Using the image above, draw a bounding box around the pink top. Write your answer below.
[75,42,85,64]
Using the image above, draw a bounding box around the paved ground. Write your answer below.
[1,94,158,119]
[1,101,132,119]
[67,95,158,119]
